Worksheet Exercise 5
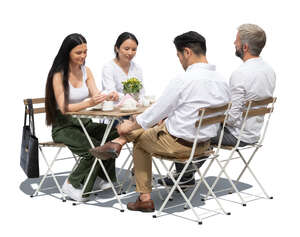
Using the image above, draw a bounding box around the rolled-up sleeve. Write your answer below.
[136,77,181,129]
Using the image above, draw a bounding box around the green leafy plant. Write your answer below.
[122,77,143,95]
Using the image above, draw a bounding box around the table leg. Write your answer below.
[76,117,124,211]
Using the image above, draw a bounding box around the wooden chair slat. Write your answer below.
[199,104,229,116]
[24,98,45,105]
[195,115,225,127]
[245,97,275,107]
[26,107,46,114]
[242,107,272,118]
[24,98,46,114]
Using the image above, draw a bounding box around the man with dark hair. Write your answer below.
[174,31,207,56]
[90,31,230,212]
[159,24,276,187]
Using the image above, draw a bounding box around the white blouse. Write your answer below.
[101,60,144,99]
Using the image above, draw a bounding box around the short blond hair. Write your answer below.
[238,24,266,56]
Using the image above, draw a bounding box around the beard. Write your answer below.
[235,46,244,60]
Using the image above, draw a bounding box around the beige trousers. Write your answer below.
[125,123,210,193]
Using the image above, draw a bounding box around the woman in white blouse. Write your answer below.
[102,32,145,99]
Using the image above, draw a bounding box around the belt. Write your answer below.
[170,134,201,148]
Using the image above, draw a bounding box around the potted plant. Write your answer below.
[122,77,143,101]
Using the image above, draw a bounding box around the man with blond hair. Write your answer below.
[218,23,276,146]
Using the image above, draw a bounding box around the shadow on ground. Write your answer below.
[19,168,253,218]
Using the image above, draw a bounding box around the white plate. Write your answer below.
[102,107,114,111]
[87,107,101,111]
[87,104,102,110]
[120,107,138,112]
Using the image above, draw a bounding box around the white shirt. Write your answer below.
[226,57,276,144]
[101,60,144,98]
[136,63,230,142]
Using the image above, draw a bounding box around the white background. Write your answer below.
[1,0,299,236]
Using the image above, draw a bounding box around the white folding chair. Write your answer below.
[24,98,79,202]
[204,97,277,206]
[152,103,232,224]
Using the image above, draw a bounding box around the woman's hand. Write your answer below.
[106,91,119,101]
[89,92,107,106]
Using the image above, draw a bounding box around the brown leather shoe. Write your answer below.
[89,141,122,160]
[127,197,155,212]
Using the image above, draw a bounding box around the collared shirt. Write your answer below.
[101,60,145,98]
[226,57,276,144]
[136,63,230,142]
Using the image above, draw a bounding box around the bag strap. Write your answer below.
[24,104,28,127]
[27,99,36,136]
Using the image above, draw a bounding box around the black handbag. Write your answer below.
[20,99,39,178]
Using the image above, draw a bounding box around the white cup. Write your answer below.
[102,101,114,111]
[145,95,155,103]
[141,96,150,106]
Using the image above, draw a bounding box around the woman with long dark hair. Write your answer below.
[45,33,119,202]
[101,32,145,99]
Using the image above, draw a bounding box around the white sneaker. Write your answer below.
[62,179,89,202]
[93,176,113,190]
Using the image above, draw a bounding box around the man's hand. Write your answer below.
[117,119,141,136]
[157,120,164,126]
[157,117,167,126]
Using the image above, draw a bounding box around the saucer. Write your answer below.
[120,107,138,112]
[87,103,102,110]
[102,107,114,111]
[87,106,101,111]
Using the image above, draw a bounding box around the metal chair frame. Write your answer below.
[203,97,277,206]
[23,98,79,202]
[152,103,232,224]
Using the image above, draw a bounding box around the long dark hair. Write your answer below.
[45,33,87,126]
[114,32,138,59]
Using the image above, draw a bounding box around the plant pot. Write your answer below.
[128,93,140,101]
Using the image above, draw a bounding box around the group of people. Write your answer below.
[44,23,276,213]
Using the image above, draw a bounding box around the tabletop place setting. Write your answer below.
[87,94,155,113]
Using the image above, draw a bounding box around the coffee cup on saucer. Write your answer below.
[102,101,114,111]
[141,96,150,107]
[145,95,155,104]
